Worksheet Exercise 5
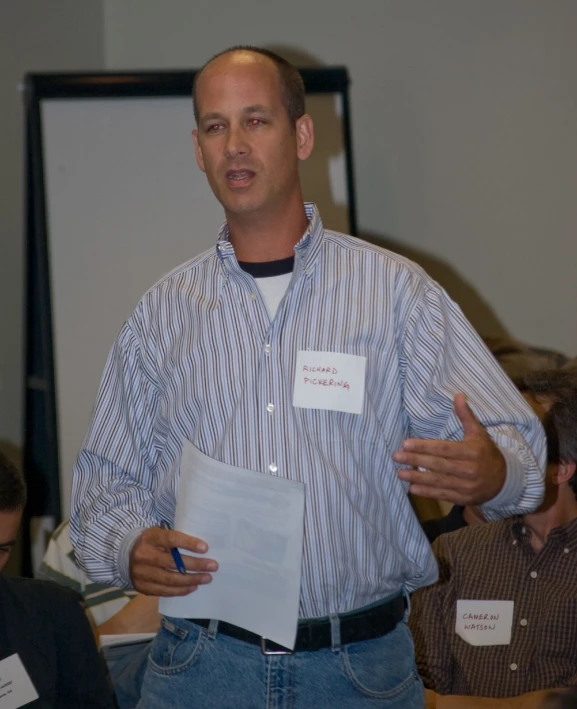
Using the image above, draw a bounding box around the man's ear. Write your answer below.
[295,114,314,161]
[192,129,206,173]
[552,460,577,486]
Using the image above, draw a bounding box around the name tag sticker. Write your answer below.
[0,654,39,708]
[455,600,514,646]
[293,351,367,414]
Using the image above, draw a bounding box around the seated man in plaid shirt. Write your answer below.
[411,367,577,709]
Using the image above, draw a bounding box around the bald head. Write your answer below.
[193,46,305,126]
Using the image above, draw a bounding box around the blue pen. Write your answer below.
[160,520,187,575]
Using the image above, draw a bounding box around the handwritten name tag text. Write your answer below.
[293,351,366,414]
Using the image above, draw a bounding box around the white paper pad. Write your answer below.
[159,441,305,649]
[456,599,514,646]
[99,632,157,649]
[293,350,366,414]
[0,654,39,709]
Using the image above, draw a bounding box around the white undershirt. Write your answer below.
[255,272,292,320]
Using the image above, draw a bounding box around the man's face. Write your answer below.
[0,507,22,572]
[193,52,312,218]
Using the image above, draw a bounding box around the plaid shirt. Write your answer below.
[410,516,577,697]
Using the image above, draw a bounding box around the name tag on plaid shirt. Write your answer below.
[456,599,515,646]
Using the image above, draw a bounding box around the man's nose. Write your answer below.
[224,125,250,159]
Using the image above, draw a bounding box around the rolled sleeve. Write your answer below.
[482,444,545,520]
[400,274,546,519]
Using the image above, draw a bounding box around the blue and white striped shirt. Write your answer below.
[70,204,545,618]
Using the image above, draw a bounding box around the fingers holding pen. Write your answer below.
[129,526,218,596]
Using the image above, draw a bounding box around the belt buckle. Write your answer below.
[260,637,294,655]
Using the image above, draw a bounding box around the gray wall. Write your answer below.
[2,1,577,449]
[0,1,104,447]
[104,0,577,352]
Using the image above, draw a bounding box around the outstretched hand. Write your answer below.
[393,393,506,505]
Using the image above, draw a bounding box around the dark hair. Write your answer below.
[0,451,27,511]
[539,688,577,709]
[524,368,577,498]
[192,46,305,126]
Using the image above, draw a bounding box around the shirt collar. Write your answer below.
[215,202,324,281]
[509,515,577,549]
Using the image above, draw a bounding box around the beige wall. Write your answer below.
[104,0,577,354]
[2,1,577,448]
[0,1,104,447]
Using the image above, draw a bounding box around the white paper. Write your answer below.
[293,351,367,414]
[99,632,157,649]
[0,654,39,709]
[455,600,515,646]
[159,441,305,649]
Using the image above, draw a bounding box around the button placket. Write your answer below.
[263,326,279,478]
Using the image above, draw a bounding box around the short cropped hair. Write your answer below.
[192,46,305,126]
[524,368,577,498]
[0,451,27,512]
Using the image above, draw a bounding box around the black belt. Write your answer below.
[189,592,406,654]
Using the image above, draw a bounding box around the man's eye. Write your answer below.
[248,119,264,126]
[207,124,221,132]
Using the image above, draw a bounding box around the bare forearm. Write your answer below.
[97,594,161,635]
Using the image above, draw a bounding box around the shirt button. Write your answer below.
[264,344,271,355]
[520,619,528,627]
[510,663,518,671]
[512,540,518,546]
[305,267,312,276]
[250,293,257,301]
[269,463,278,473]
[266,403,275,414]
[564,548,570,554]
[530,571,538,579]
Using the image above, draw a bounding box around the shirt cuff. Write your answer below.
[481,446,525,513]
[117,527,147,587]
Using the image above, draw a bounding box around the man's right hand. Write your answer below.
[129,526,218,596]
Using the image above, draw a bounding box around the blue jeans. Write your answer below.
[103,640,152,709]
[136,614,424,708]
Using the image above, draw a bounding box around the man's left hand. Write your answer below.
[393,393,506,505]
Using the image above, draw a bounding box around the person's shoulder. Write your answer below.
[152,245,218,288]
[436,519,512,555]
[322,228,440,298]
[3,575,83,607]
[324,229,427,272]
[120,245,220,336]
[51,518,73,545]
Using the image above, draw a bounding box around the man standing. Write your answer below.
[71,47,545,708]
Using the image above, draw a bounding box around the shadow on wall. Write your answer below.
[268,45,510,340]
[359,229,510,340]
[266,45,350,234]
